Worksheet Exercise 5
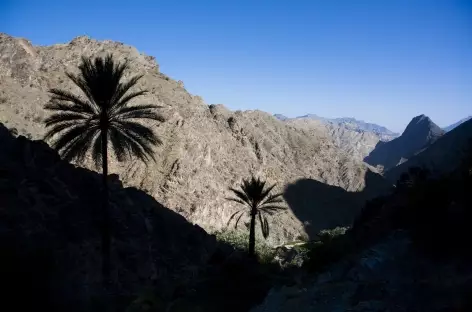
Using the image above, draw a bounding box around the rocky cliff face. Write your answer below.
[283,117,390,162]
[364,114,445,171]
[0,33,388,243]
[289,114,399,140]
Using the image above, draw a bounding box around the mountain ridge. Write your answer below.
[386,117,472,182]
[275,113,399,138]
[364,114,445,171]
[443,116,472,132]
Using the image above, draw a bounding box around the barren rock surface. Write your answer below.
[0,33,389,243]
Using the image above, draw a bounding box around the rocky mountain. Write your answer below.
[386,117,472,182]
[444,116,472,132]
[273,114,289,121]
[277,114,399,140]
[0,33,390,243]
[276,114,397,162]
[364,114,445,171]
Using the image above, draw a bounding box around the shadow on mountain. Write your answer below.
[386,118,472,183]
[364,115,445,171]
[0,123,276,312]
[284,170,391,239]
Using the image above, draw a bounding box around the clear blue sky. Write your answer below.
[1,0,471,132]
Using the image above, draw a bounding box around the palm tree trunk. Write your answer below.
[101,130,111,284]
[249,208,256,257]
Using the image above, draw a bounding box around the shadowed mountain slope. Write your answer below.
[0,123,220,311]
[444,116,472,132]
[364,114,445,171]
[284,170,391,238]
[386,118,472,182]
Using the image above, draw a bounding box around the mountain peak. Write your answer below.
[403,114,442,138]
[364,114,445,171]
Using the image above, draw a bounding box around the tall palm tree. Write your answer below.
[226,176,286,257]
[43,54,164,281]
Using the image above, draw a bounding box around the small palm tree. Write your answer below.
[226,176,286,257]
[44,54,164,282]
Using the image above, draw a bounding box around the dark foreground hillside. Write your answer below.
[0,123,283,312]
[254,146,472,311]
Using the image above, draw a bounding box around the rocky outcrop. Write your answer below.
[364,114,445,171]
[0,32,389,243]
[282,115,398,162]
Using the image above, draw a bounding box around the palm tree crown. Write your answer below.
[44,54,163,164]
[43,54,163,283]
[227,176,286,243]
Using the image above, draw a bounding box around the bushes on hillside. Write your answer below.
[214,229,275,263]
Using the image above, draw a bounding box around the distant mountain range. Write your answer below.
[275,113,399,141]
[443,116,472,132]
[276,113,472,137]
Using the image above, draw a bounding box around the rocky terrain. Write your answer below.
[0,33,390,244]
[364,114,445,171]
[276,114,398,161]
[293,114,398,139]
[284,117,390,162]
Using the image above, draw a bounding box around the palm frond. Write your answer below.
[234,212,246,229]
[111,86,146,111]
[259,183,276,201]
[44,120,86,141]
[229,187,251,206]
[259,193,285,207]
[91,131,104,168]
[111,124,156,162]
[108,127,129,162]
[112,105,165,122]
[226,209,245,226]
[114,120,161,146]
[50,123,96,153]
[259,206,286,216]
[259,212,270,239]
[115,120,160,143]
[48,88,96,114]
[60,128,99,162]
[44,112,90,127]
[65,72,99,111]
[225,197,250,207]
[45,100,95,115]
